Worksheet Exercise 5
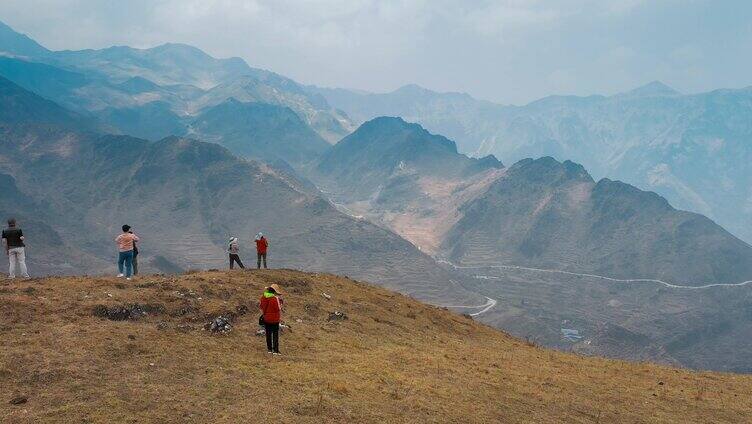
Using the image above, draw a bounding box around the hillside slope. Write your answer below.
[311,117,503,252]
[0,173,109,275]
[188,98,330,167]
[312,82,752,244]
[0,78,479,306]
[444,156,752,284]
[2,270,752,423]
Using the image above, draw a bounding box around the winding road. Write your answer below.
[438,260,752,290]
[440,296,498,317]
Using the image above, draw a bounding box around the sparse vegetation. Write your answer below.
[2,270,751,423]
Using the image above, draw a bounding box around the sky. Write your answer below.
[1,0,751,104]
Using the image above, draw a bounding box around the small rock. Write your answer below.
[322,292,332,300]
[127,334,136,340]
[658,381,664,386]
[295,318,303,323]
[327,311,347,322]
[10,396,27,405]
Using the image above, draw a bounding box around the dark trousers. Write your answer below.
[229,253,245,269]
[264,322,279,352]
[132,254,139,276]
[257,252,267,269]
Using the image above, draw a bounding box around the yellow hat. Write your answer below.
[270,283,284,295]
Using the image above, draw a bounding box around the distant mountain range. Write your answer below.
[306,116,752,372]
[3,19,752,371]
[444,156,752,284]
[309,116,752,285]
[310,81,752,244]
[0,20,353,146]
[188,98,331,168]
[0,75,480,306]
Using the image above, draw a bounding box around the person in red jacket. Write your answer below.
[259,283,284,354]
[255,232,268,269]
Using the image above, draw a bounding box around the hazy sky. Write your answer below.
[2,0,751,104]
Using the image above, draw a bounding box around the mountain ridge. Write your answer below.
[0,21,353,143]
[0,79,481,307]
[313,79,752,244]
[444,155,752,284]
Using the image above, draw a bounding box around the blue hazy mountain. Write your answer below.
[311,82,752,244]
[0,20,50,58]
[0,49,334,166]
[311,116,752,285]
[4,18,752,371]
[0,74,94,129]
[443,156,752,284]
[315,116,502,199]
[188,98,331,167]
[0,78,480,305]
[0,20,352,144]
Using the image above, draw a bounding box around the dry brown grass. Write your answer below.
[1,270,751,423]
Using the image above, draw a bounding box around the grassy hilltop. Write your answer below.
[1,270,751,423]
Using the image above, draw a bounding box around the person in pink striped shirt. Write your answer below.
[115,224,139,280]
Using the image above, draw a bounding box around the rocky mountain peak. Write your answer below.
[621,80,679,97]
[508,156,593,184]
[0,19,50,58]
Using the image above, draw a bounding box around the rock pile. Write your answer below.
[205,315,233,334]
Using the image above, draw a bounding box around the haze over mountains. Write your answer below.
[312,116,752,285]
[306,116,752,371]
[0,75,479,307]
[0,20,352,145]
[311,81,752,245]
[2,19,752,371]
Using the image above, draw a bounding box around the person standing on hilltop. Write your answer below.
[259,283,284,355]
[115,225,139,280]
[2,218,30,279]
[227,237,245,269]
[255,232,268,269]
[129,228,139,276]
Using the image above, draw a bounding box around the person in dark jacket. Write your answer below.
[259,283,284,355]
[129,229,139,276]
[255,232,268,269]
[2,218,29,279]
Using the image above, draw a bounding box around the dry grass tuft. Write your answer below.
[1,269,751,423]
